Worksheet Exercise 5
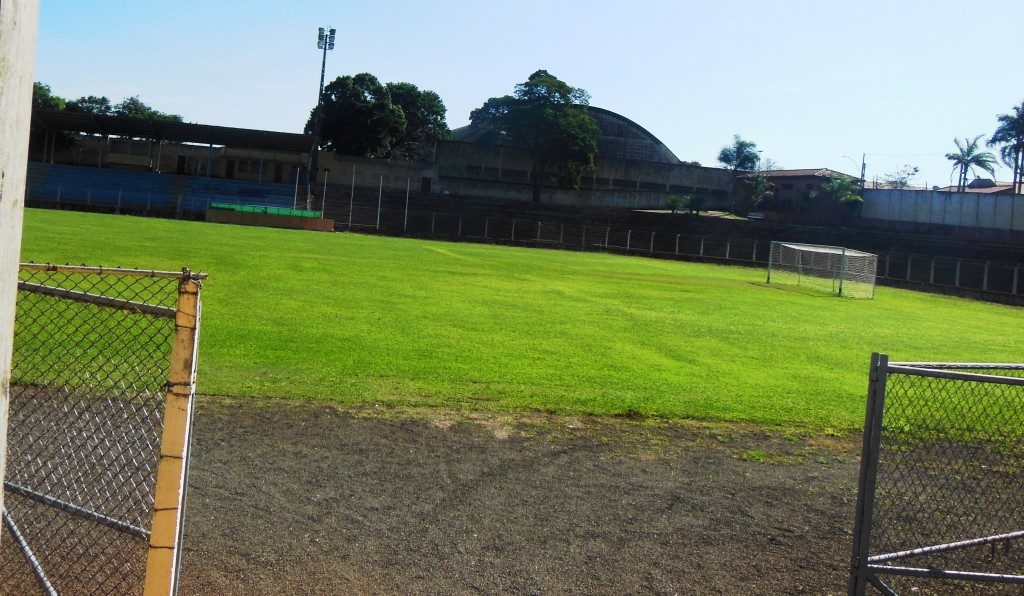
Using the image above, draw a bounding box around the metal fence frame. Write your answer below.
[1,264,204,596]
[849,353,1024,595]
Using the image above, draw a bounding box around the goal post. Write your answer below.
[767,241,878,298]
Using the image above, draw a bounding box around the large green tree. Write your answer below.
[385,82,451,160]
[112,96,183,122]
[945,135,997,192]
[819,174,862,204]
[307,73,405,157]
[988,100,1024,195]
[717,135,760,208]
[469,70,600,202]
[308,73,450,160]
[65,95,113,115]
[32,82,65,111]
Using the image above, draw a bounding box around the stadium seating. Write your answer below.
[26,163,297,217]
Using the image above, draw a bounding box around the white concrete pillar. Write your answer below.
[0,0,41,539]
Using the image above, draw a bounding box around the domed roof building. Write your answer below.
[451,106,680,164]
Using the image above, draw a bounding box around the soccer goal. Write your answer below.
[767,241,878,298]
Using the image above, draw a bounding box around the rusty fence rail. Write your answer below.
[849,354,1024,595]
[1,264,204,596]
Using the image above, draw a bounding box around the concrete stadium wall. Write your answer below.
[862,188,1024,232]
[0,0,40,537]
[433,140,733,209]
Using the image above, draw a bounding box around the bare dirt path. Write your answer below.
[178,399,860,595]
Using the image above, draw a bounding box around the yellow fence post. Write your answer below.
[144,272,202,596]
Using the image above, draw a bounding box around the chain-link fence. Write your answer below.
[849,354,1024,595]
[1,264,204,595]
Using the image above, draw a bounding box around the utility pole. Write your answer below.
[306,27,336,209]
[860,153,866,191]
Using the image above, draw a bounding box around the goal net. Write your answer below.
[767,241,878,298]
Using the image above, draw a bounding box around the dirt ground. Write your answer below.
[176,398,862,595]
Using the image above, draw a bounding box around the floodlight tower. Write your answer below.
[307,26,336,209]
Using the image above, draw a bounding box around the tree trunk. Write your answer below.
[730,166,739,212]
[1015,147,1022,195]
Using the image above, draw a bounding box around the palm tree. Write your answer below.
[988,101,1024,195]
[717,135,760,209]
[945,135,997,192]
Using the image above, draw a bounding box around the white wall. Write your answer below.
[0,0,40,534]
[862,188,1024,231]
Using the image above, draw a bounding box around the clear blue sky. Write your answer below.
[35,0,1023,187]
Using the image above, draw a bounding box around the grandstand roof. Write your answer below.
[451,105,681,164]
[32,109,313,153]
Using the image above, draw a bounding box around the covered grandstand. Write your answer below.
[28,109,314,216]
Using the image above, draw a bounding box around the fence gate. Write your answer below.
[849,353,1024,594]
[1,264,204,595]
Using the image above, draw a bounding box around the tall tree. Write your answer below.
[385,82,451,160]
[112,96,182,122]
[988,100,1024,195]
[945,135,997,192]
[32,82,65,111]
[65,95,113,115]
[308,73,406,158]
[469,70,600,202]
[717,135,760,208]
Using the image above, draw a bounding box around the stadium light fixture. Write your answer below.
[307,26,337,208]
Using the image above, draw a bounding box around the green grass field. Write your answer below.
[20,208,1024,431]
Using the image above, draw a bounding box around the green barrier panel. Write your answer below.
[209,202,321,218]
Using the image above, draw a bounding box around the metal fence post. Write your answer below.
[559,224,564,245]
[907,255,912,281]
[144,274,202,596]
[955,259,961,287]
[1014,265,1020,295]
[699,237,704,256]
[626,230,631,250]
[885,254,891,278]
[57,185,62,205]
[484,218,489,239]
[725,238,731,260]
[848,353,890,596]
[458,216,463,237]
[117,189,122,214]
[146,192,151,213]
[605,227,610,247]
[649,232,654,253]
[537,221,541,242]
[675,234,680,255]
[403,178,410,232]
[375,174,382,230]
[582,226,586,246]
[431,212,436,235]
[752,240,757,262]
[348,165,355,227]
[929,258,936,285]
[983,261,990,291]
[512,219,516,241]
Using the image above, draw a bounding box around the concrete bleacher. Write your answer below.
[26,163,298,216]
[31,163,176,211]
